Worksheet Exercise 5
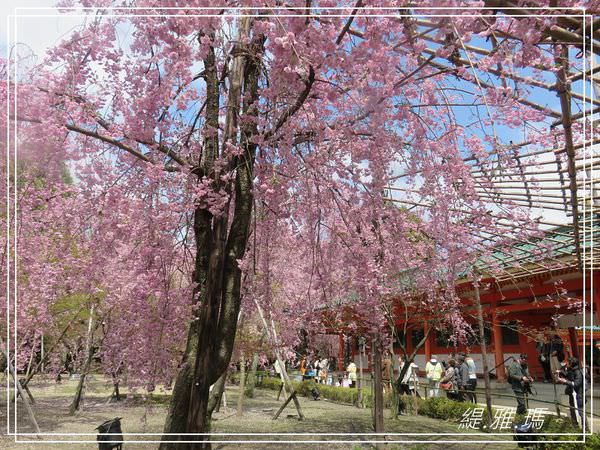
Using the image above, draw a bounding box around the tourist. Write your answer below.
[318,356,328,384]
[342,372,351,388]
[299,356,307,378]
[549,334,565,380]
[382,351,393,394]
[398,355,420,398]
[425,355,443,398]
[455,353,470,402]
[347,361,357,388]
[439,358,458,400]
[507,354,533,415]
[305,358,316,381]
[536,335,552,382]
[556,357,586,429]
[465,354,478,403]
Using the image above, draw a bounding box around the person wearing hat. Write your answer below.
[507,353,533,414]
[556,357,586,429]
[425,355,443,397]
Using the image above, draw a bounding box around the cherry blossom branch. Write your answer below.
[335,0,363,45]
[65,124,180,172]
[263,65,315,141]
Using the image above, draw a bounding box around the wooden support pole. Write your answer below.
[554,43,583,271]
[1,339,41,434]
[253,299,304,420]
[358,336,365,408]
[473,279,493,424]
[272,392,299,420]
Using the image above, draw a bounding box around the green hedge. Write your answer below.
[538,416,599,449]
[414,397,485,422]
[255,376,392,408]
[253,379,600,447]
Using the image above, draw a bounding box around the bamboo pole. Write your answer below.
[252,298,304,420]
[553,43,583,271]
[1,338,41,434]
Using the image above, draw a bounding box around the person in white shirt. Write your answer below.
[465,354,478,403]
[318,357,328,384]
[425,355,443,397]
[347,362,357,388]
[398,356,420,398]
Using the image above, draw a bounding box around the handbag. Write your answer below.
[440,382,453,391]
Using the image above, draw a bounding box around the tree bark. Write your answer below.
[358,337,364,408]
[69,304,95,415]
[160,18,261,450]
[371,334,384,442]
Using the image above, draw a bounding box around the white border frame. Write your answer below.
[4,4,593,446]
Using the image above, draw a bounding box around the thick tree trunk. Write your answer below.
[160,18,261,450]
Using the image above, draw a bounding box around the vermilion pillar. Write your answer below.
[424,321,432,362]
[492,311,506,381]
[568,327,580,360]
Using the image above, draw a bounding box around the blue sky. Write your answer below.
[3,4,596,229]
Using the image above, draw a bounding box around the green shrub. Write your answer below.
[415,397,478,422]
[536,416,594,450]
[258,376,285,392]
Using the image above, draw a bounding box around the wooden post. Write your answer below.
[358,336,365,408]
[253,299,304,420]
[473,278,493,424]
[1,339,40,434]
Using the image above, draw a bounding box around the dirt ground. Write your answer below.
[1,376,522,449]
